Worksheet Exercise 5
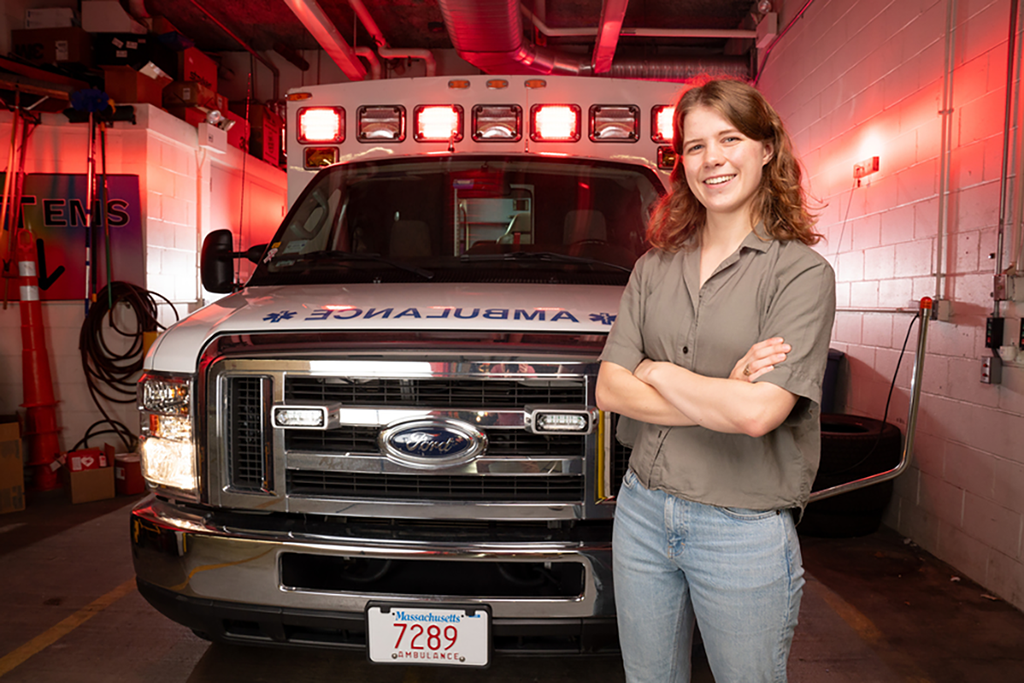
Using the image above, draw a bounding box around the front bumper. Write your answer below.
[130,495,618,653]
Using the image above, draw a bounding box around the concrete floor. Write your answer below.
[2,493,1023,682]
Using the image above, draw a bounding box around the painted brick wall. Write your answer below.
[760,0,1024,610]
[0,106,286,468]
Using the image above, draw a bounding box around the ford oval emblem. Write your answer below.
[379,419,486,468]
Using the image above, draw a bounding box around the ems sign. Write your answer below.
[9,174,143,301]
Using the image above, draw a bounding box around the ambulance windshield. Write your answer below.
[250,156,662,286]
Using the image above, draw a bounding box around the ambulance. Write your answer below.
[130,74,683,665]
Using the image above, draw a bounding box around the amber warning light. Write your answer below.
[298,107,344,143]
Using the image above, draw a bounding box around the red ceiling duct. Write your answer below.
[437,0,749,81]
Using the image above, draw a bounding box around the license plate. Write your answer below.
[366,604,491,667]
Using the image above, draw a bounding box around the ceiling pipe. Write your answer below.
[438,0,749,80]
[348,0,437,77]
[283,0,366,81]
[185,0,281,100]
[592,0,630,75]
[354,47,381,80]
[521,5,757,40]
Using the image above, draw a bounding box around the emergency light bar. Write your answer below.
[530,104,581,142]
[414,105,464,142]
[297,107,344,143]
[590,105,640,142]
[472,105,522,141]
[358,106,406,142]
[652,105,675,143]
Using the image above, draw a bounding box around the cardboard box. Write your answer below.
[166,105,209,127]
[25,7,80,28]
[103,65,173,107]
[0,420,25,515]
[114,453,146,495]
[93,33,177,78]
[231,101,283,164]
[11,27,93,66]
[178,47,217,91]
[223,109,248,151]
[63,444,115,504]
[163,80,226,112]
[82,1,146,34]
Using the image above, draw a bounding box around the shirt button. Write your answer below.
[683,346,689,354]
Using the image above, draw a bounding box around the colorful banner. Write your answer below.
[3,174,143,301]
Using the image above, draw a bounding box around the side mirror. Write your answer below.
[200,229,238,293]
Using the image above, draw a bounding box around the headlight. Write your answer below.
[138,373,198,499]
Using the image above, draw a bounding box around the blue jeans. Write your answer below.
[613,469,804,683]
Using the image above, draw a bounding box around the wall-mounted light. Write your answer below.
[853,156,880,186]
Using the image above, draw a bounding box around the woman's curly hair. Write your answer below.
[648,79,821,251]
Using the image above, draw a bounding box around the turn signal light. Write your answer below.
[298,107,344,143]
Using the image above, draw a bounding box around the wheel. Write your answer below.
[801,414,902,538]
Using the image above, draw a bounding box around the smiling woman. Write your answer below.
[595,79,836,683]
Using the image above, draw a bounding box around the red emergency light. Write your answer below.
[531,104,581,142]
[298,107,345,143]
[652,105,675,143]
[414,105,464,142]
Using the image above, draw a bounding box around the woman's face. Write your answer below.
[680,104,773,225]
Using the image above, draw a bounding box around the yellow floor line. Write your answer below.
[0,578,136,678]
[810,577,935,683]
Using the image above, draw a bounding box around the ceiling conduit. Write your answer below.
[283,0,367,81]
[349,0,437,77]
[437,0,748,81]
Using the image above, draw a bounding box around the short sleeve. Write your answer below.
[755,246,836,404]
[599,251,652,372]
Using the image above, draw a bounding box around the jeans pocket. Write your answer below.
[622,468,638,491]
[719,506,778,521]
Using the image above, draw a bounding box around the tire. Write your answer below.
[801,414,902,538]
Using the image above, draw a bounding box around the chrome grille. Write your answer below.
[288,471,584,502]
[227,376,269,491]
[285,377,585,407]
[286,427,584,457]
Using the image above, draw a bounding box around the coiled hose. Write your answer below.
[74,282,178,452]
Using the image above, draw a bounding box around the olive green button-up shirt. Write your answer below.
[600,228,836,512]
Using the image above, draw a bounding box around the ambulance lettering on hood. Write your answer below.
[142,283,628,374]
[261,307,616,325]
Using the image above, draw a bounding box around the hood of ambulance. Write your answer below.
[145,282,625,373]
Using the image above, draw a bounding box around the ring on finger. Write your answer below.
[743,364,752,376]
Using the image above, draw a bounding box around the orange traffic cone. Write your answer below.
[17,229,62,491]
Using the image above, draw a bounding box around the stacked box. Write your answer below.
[25,7,80,28]
[93,33,177,78]
[11,27,93,66]
[82,1,146,34]
[62,444,115,504]
[178,47,217,91]
[103,65,173,107]
[231,101,283,165]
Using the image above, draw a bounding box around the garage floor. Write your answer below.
[2,492,1023,683]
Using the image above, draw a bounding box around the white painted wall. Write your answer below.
[0,105,286,461]
[759,0,1024,610]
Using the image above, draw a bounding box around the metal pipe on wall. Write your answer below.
[994,0,1022,314]
[935,0,957,303]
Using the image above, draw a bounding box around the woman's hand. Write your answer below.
[729,337,790,382]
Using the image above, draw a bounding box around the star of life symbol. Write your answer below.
[263,310,298,323]
[590,312,616,325]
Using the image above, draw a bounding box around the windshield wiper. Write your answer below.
[289,251,434,280]
[459,251,631,273]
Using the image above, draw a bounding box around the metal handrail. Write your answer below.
[809,297,934,503]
